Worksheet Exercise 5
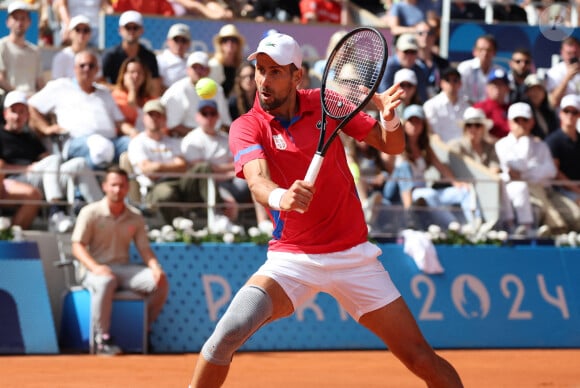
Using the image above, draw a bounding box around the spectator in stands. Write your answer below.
[53,0,112,47]
[523,74,559,140]
[495,102,567,236]
[474,68,511,140]
[71,165,169,356]
[386,0,427,38]
[0,158,41,230]
[168,0,234,19]
[457,34,502,105]
[545,36,579,109]
[312,29,348,82]
[299,0,351,25]
[378,33,428,102]
[209,24,247,98]
[546,95,580,205]
[450,0,485,21]
[112,0,174,15]
[414,21,449,99]
[392,68,422,119]
[423,67,470,144]
[492,0,528,23]
[508,48,534,104]
[0,90,102,232]
[112,57,154,135]
[127,99,237,226]
[29,50,130,171]
[382,105,474,229]
[240,0,300,22]
[156,23,191,91]
[51,15,97,80]
[0,2,44,97]
[161,51,231,138]
[228,62,256,121]
[101,11,162,97]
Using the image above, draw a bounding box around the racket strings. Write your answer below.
[323,30,386,118]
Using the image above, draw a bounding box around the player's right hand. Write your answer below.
[281,180,315,213]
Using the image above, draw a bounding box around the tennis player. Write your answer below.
[189,33,463,387]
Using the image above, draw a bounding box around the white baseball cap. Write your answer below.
[69,15,91,31]
[247,33,302,68]
[119,10,143,27]
[394,68,417,85]
[508,102,533,120]
[8,1,29,15]
[167,23,191,40]
[460,107,493,130]
[187,51,209,68]
[3,90,28,108]
[560,94,580,110]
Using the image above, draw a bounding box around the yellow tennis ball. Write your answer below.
[196,77,218,99]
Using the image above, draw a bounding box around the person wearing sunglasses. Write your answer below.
[157,23,191,91]
[54,0,113,47]
[101,11,162,97]
[507,48,534,104]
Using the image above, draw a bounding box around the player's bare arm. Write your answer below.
[243,158,314,213]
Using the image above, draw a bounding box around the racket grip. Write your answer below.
[304,154,324,184]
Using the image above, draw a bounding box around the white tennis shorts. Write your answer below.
[255,241,401,321]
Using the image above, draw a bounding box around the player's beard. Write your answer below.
[258,87,292,112]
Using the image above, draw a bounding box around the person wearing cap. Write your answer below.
[523,73,558,140]
[51,15,99,80]
[189,33,462,388]
[546,94,580,210]
[423,66,470,143]
[382,104,475,229]
[208,24,247,97]
[161,50,231,137]
[53,0,113,47]
[495,102,568,237]
[392,68,421,118]
[507,48,534,104]
[0,1,44,97]
[545,36,580,109]
[378,33,428,102]
[156,23,191,90]
[101,11,162,97]
[0,89,103,232]
[71,165,169,355]
[473,68,511,140]
[29,50,130,171]
[457,34,503,105]
[112,0,174,15]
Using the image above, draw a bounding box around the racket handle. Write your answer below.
[304,154,324,184]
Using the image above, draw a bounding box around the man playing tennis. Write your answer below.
[189,33,463,387]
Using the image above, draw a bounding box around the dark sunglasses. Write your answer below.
[513,117,529,123]
[124,24,141,31]
[416,30,434,36]
[400,82,415,88]
[78,62,97,70]
[172,36,190,44]
[465,123,484,128]
[74,27,91,34]
[403,50,418,55]
[562,109,579,115]
[200,110,218,117]
[220,36,239,44]
[513,59,531,65]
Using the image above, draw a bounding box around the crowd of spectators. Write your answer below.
[0,1,579,239]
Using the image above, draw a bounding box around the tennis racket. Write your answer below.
[304,27,388,184]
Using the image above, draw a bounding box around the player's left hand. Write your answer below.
[372,83,404,122]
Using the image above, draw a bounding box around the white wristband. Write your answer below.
[380,114,401,132]
[268,188,287,210]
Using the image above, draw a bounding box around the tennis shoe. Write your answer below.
[95,334,122,356]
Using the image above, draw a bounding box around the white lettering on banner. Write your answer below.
[451,275,491,319]
[411,275,443,320]
[501,275,532,320]
[295,295,324,321]
[537,275,569,319]
[202,275,232,322]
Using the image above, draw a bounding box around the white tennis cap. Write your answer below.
[167,23,191,40]
[119,10,143,27]
[560,94,580,110]
[460,107,493,130]
[69,15,91,31]
[394,68,417,85]
[187,51,209,67]
[8,1,29,15]
[508,102,533,120]
[247,33,302,68]
[3,90,28,107]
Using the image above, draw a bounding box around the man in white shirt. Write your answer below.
[495,102,567,236]
[0,2,44,97]
[423,67,470,143]
[161,51,231,137]
[545,36,580,109]
[156,23,191,91]
[457,34,502,105]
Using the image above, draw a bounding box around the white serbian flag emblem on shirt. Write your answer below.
[273,134,287,150]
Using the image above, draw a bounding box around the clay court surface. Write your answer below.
[2,349,580,387]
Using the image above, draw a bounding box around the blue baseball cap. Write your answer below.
[198,100,218,111]
[487,68,508,84]
[403,104,425,121]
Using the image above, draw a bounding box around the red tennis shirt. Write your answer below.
[230,88,376,254]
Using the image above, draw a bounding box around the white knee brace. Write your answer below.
[201,285,273,365]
